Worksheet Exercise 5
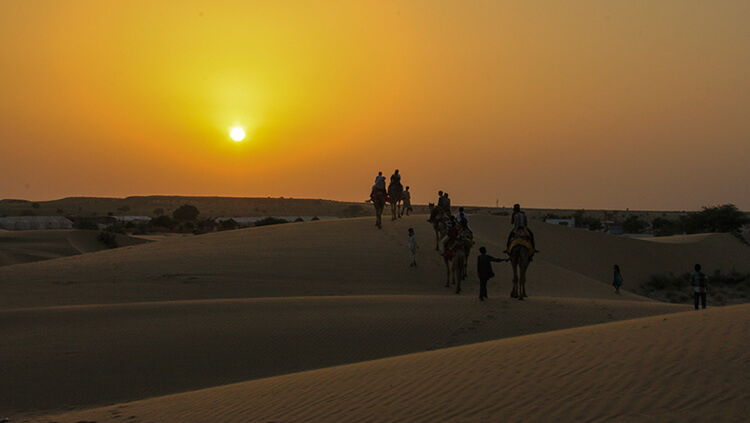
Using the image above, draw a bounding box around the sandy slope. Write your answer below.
[18,305,750,423]
[0,229,148,267]
[3,214,749,421]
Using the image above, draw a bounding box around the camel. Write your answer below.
[428,203,449,250]
[442,237,469,293]
[388,183,404,220]
[508,234,533,299]
[370,188,387,229]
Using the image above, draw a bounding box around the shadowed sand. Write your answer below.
[3,214,749,421]
[0,229,148,267]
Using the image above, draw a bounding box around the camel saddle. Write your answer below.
[507,227,535,255]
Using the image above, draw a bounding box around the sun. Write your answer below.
[230,127,246,142]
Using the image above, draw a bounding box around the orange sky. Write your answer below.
[2,1,748,210]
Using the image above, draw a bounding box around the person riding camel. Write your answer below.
[370,171,387,201]
[390,169,403,190]
[506,204,537,256]
[374,172,386,190]
[441,192,451,215]
[429,190,446,222]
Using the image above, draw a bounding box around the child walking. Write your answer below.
[613,265,623,294]
[408,228,419,267]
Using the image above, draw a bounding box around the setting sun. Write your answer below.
[230,127,245,142]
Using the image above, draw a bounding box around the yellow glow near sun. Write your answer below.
[230,127,246,142]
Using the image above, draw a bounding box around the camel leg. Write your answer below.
[445,258,451,287]
[510,261,519,298]
[520,262,528,298]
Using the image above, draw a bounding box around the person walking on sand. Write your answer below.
[613,264,623,294]
[477,246,508,301]
[402,186,413,216]
[408,228,419,266]
[690,263,709,310]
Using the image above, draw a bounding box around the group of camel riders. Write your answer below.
[370,173,537,259]
[370,170,412,213]
[430,197,537,259]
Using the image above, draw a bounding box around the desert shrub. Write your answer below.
[153,208,165,216]
[31,202,40,209]
[151,215,174,230]
[103,223,126,234]
[572,210,603,231]
[134,222,151,235]
[97,231,118,248]
[638,270,750,306]
[173,204,200,221]
[651,217,682,237]
[680,204,749,234]
[311,216,320,221]
[623,215,648,233]
[294,217,305,222]
[254,217,288,227]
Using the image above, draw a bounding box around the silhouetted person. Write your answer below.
[408,227,418,266]
[507,204,536,253]
[403,186,412,215]
[477,246,507,300]
[374,172,386,190]
[429,190,445,222]
[442,193,451,215]
[613,264,623,294]
[390,169,402,189]
[691,264,708,310]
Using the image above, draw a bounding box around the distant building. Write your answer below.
[0,216,75,230]
[113,216,152,223]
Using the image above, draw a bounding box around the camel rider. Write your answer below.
[390,169,403,190]
[456,207,469,229]
[429,190,446,222]
[441,193,452,215]
[374,172,386,190]
[507,204,537,254]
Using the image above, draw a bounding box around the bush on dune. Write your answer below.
[637,270,750,306]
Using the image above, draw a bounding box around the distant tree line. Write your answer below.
[544,204,748,237]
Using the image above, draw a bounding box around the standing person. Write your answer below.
[477,246,508,301]
[690,264,709,310]
[402,186,412,216]
[613,264,623,294]
[408,228,419,267]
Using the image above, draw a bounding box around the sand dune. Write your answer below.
[18,305,750,422]
[0,229,148,267]
[3,214,749,421]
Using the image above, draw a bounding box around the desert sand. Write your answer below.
[2,213,749,422]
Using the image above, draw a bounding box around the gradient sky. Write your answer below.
[2,1,748,211]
